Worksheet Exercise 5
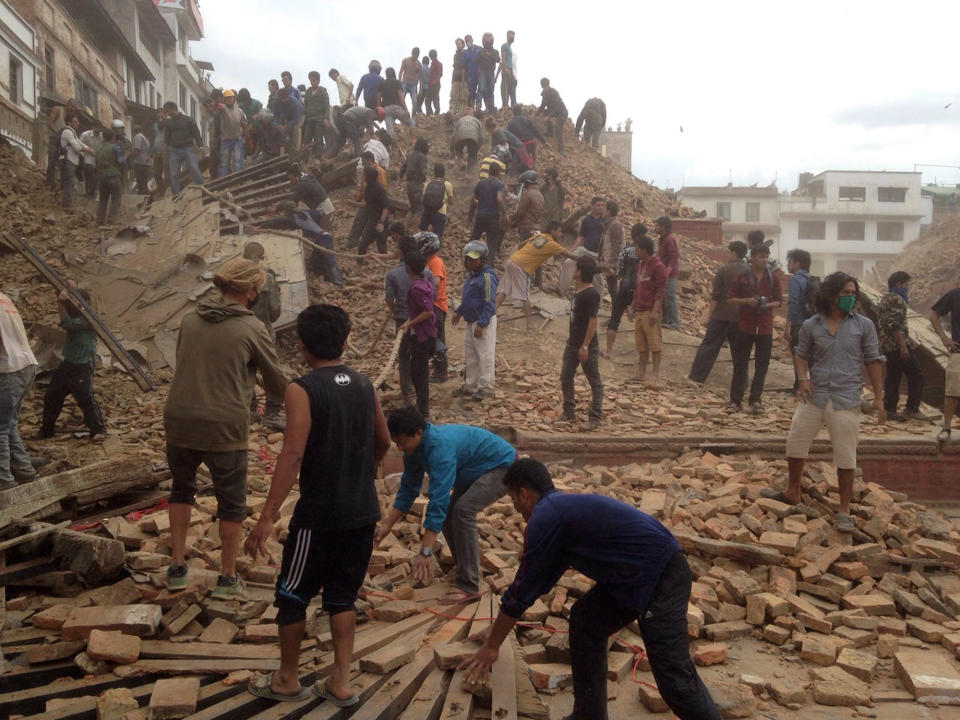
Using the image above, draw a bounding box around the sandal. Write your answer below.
[439,589,482,605]
[937,428,952,444]
[837,514,855,533]
[248,672,311,702]
[312,678,359,707]
[760,489,799,506]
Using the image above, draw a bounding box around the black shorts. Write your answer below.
[275,523,375,619]
[166,444,247,522]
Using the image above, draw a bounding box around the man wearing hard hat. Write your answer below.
[218,89,246,177]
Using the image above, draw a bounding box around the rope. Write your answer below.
[372,329,405,389]
[355,313,392,359]
[246,227,391,266]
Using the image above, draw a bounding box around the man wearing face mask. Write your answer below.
[764,272,885,534]
[163,258,290,597]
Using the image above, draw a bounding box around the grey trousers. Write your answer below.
[662,277,679,328]
[441,466,509,594]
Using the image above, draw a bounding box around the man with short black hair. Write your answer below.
[689,241,748,383]
[929,286,960,444]
[163,101,205,196]
[59,113,93,210]
[498,31,517,109]
[633,235,668,384]
[785,248,815,392]
[558,196,605,296]
[878,271,924,421]
[598,199,625,300]
[399,48,422,110]
[561,256,603,429]
[450,38,467,116]
[303,71,331,158]
[536,78,567,153]
[451,107,483,171]
[468,163,506,261]
[328,69,354,107]
[656,216,680,329]
[245,304,390,705]
[462,458,722,720]
[377,407,517,604]
[386,236,434,406]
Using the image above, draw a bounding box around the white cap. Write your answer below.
[111,119,125,129]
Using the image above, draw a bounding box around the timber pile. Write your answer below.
[4,451,960,717]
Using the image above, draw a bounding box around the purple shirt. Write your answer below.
[407,276,437,343]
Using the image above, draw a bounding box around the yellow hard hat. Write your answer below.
[222,89,236,98]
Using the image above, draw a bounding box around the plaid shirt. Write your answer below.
[877,291,909,353]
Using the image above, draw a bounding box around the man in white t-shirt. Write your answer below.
[0,292,39,489]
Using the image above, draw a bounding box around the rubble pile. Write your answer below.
[4,451,960,716]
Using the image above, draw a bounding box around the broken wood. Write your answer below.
[490,635,519,720]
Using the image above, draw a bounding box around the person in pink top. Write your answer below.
[655,216,680,330]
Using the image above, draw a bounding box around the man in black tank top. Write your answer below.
[245,304,391,704]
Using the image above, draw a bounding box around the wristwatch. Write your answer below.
[419,547,433,557]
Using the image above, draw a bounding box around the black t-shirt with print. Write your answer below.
[568,287,600,349]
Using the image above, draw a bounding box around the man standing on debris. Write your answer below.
[45,98,79,189]
[163,101,205,197]
[245,304,390,705]
[537,78,568,153]
[94,128,124,226]
[784,248,816,393]
[426,49,442,115]
[598,200,625,300]
[39,286,106,442]
[463,35,481,111]
[302,72,331,159]
[59,113,93,211]
[450,38,467,116]
[346,151,387,249]
[451,107,483,171]
[131,126,152,194]
[377,407,517,604]
[929,286,960,444]
[688,241,749,383]
[475,33,500,114]
[416,231,449,382]
[242,242,284,430]
[164,258,289,597]
[558,196,605,297]
[399,48,423,111]
[79,124,102,200]
[468,162,507,261]
[509,170,545,239]
[575,97,607,149]
[275,87,306,154]
[328,69,354,107]
[452,242,498,400]
[252,200,342,287]
[250,109,286,165]
[498,30,517,109]
[726,243,782,414]
[632,233,668,384]
[400,138,429,217]
[769,272,885,533]
[496,220,577,331]
[420,164,454,241]
[217,89,246,177]
[357,165,391,256]
[656,216,681,330]
[332,105,383,157]
[0,292,40,490]
[877,271,924,422]
[561,256,604,430]
[604,223,644,360]
[400,251,438,418]
[461,458,723,720]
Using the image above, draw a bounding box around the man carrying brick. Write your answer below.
[462,458,722,720]
[375,407,517,605]
[245,304,390,704]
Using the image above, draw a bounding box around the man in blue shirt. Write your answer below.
[785,248,815,392]
[462,458,721,720]
[768,272,885,533]
[376,408,516,605]
[462,35,481,111]
[452,241,498,400]
[274,88,305,154]
[355,61,384,109]
[468,163,506,262]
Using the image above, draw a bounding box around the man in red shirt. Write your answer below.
[656,216,680,329]
[726,244,782,414]
[632,235,668,384]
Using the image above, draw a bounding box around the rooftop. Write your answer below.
[680,184,779,198]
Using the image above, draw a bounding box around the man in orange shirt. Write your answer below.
[417,231,449,382]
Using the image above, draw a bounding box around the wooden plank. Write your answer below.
[490,635,518,720]
[296,672,390,720]
[0,521,70,552]
[514,645,549,720]
[438,597,489,720]
[395,667,450,720]
[128,658,283,674]
[349,649,436,720]
[0,668,147,715]
[139,640,281,660]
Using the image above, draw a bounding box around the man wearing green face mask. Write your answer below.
[764,272,886,534]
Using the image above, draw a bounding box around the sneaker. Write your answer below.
[212,574,242,599]
[472,389,489,401]
[902,408,928,421]
[836,514,855,533]
[166,564,188,590]
[749,401,764,415]
[556,413,576,425]
[451,385,473,398]
[724,403,742,414]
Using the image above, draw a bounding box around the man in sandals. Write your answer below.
[930,286,960,444]
[376,407,517,604]
[245,305,391,704]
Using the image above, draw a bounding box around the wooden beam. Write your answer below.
[128,658,282,674]
[138,640,281,660]
[489,635,518,720]
[395,666,450,720]
[349,649,436,720]
[0,521,70,552]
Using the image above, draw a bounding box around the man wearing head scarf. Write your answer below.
[163,258,289,598]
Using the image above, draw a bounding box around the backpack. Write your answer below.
[54,127,70,161]
[801,273,821,320]
[422,180,446,212]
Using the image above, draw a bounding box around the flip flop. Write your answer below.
[760,489,799,506]
[312,678,360,707]
[248,672,311,702]
[439,590,482,605]
[937,428,952,444]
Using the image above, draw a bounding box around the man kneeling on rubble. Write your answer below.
[462,458,722,720]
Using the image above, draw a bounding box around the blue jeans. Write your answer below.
[168,146,204,196]
[0,364,37,483]
[477,70,495,112]
[402,82,418,110]
[219,138,244,177]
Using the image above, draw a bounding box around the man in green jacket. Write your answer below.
[95,128,124,225]
[164,258,289,597]
[243,241,284,430]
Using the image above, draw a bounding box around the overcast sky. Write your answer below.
[193,0,960,192]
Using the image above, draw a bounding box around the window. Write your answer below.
[839,186,866,201]
[716,202,731,221]
[837,259,863,277]
[189,96,197,122]
[838,221,865,241]
[179,83,187,112]
[745,202,760,222]
[877,222,904,242]
[73,72,99,117]
[8,55,22,105]
[44,45,55,92]
[878,187,907,202]
[798,220,826,240]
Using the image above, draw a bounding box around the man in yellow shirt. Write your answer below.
[495,220,576,330]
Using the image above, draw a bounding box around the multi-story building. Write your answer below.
[599,119,632,172]
[780,171,933,278]
[0,0,40,155]
[678,183,781,250]
[156,0,212,145]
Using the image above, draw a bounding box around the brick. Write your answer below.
[89,578,142,607]
[871,689,915,703]
[763,624,791,645]
[638,683,670,713]
[692,642,727,666]
[61,605,162,641]
[521,599,549,622]
[707,682,756,718]
[198,618,238,645]
[26,640,87,664]
[941,632,960,655]
[914,538,960,565]
[371,600,420,622]
[836,647,877,682]
[840,594,896,616]
[892,588,927,616]
[796,613,832,635]
[544,630,570,663]
[894,648,960,704]
[607,651,634,681]
[745,592,788,626]
[810,666,870,706]
[877,634,899,658]
[833,625,876,648]
[97,687,139,720]
[521,644,546,664]
[830,561,869,580]
[77,651,111,675]
[842,614,878,631]
[148,677,200,719]
[434,641,478,670]
[767,677,807,706]
[906,617,944,643]
[786,593,825,620]
[126,552,168,571]
[739,674,765,694]
[704,620,752,641]
[759,531,800,555]
[87,630,141,665]
[159,604,201,639]
[243,624,279,644]
[527,663,573,691]
[53,530,126,586]
[359,642,416,674]
[31,603,75,630]
[722,573,761,603]
[800,636,836,666]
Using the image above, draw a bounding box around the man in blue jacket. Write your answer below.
[375,408,517,605]
[452,241,498,400]
[462,458,722,720]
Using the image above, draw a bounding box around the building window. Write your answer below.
[878,187,907,202]
[73,72,99,117]
[8,55,22,105]
[839,186,866,201]
[44,45,55,92]
[745,202,760,222]
[837,259,863,277]
[179,83,187,111]
[189,96,197,122]
[716,202,731,221]
[877,222,904,242]
[798,220,826,240]
[838,221,865,241]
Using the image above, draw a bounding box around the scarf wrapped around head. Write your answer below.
[213,257,266,295]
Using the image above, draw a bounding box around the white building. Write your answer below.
[0,0,39,155]
[157,0,212,145]
[678,183,781,250]
[780,171,933,278]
